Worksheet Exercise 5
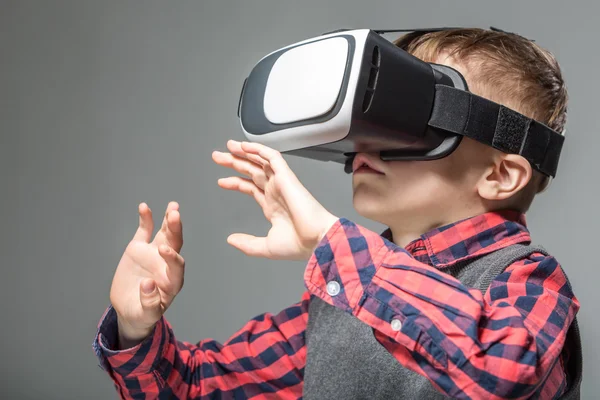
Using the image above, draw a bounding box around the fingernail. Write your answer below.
[141,280,155,294]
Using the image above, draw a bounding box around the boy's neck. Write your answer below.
[387,207,490,248]
[389,224,439,248]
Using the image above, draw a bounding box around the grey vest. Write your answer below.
[304,244,582,399]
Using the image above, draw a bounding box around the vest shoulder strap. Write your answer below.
[449,244,582,400]
[445,243,548,295]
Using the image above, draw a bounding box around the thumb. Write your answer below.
[227,233,269,258]
[139,279,163,321]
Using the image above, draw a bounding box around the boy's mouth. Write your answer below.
[352,154,385,175]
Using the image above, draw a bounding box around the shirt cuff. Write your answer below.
[92,305,169,378]
[304,218,390,312]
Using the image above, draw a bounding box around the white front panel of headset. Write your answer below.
[263,37,349,124]
[242,30,370,152]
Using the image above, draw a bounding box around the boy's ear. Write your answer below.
[477,154,533,201]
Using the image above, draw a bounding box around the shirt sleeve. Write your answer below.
[92,292,310,399]
[303,218,579,400]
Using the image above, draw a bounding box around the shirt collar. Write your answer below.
[381,210,531,269]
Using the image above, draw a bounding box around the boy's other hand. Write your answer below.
[109,202,184,349]
[212,140,338,261]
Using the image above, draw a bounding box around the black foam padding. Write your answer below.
[429,85,469,133]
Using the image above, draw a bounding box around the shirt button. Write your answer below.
[391,319,402,332]
[326,281,341,296]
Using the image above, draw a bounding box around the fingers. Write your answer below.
[139,278,163,321]
[166,209,182,236]
[153,202,183,252]
[212,150,268,190]
[217,176,267,210]
[226,140,268,168]
[162,203,183,250]
[240,141,288,174]
[159,201,179,233]
[236,141,328,239]
[133,203,154,243]
[227,233,269,258]
[237,141,305,209]
[163,209,184,252]
[158,244,185,293]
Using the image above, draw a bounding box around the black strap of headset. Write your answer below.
[372,26,535,41]
[429,85,564,177]
[372,27,465,34]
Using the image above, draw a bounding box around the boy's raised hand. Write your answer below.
[109,201,184,348]
[212,140,338,261]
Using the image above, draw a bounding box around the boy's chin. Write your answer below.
[353,194,424,227]
[353,196,393,224]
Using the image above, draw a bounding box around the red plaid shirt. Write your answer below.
[93,210,579,399]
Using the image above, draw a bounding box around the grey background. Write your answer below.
[2,0,598,398]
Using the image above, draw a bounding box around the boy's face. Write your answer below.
[351,55,497,230]
[352,136,494,229]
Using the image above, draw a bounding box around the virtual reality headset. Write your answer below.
[237,28,565,178]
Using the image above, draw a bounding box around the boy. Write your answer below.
[93,29,580,399]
